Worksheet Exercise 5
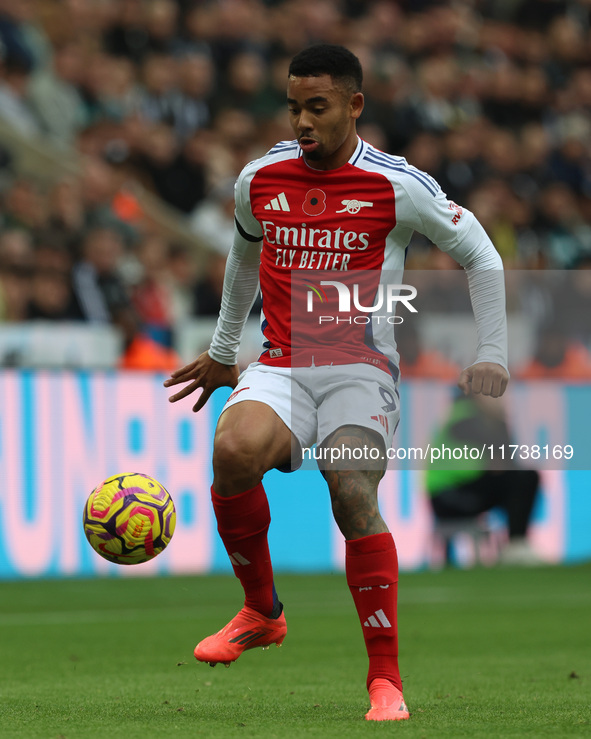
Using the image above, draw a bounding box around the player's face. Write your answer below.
[287,74,364,170]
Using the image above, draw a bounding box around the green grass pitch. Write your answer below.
[0,565,590,738]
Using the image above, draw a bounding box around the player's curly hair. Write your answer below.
[288,44,363,94]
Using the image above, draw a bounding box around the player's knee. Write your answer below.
[320,425,387,475]
[212,429,267,487]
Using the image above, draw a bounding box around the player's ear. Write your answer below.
[350,92,364,120]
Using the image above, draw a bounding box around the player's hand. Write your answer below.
[163,351,240,412]
[457,361,509,398]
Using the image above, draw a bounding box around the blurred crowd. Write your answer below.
[1,0,591,371]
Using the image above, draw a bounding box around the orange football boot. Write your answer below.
[365,678,410,721]
[194,605,287,667]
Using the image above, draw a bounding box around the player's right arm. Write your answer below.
[164,169,263,411]
[164,351,240,412]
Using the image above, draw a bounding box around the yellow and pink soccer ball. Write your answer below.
[83,473,176,565]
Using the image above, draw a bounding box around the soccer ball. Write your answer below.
[83,472,176,565]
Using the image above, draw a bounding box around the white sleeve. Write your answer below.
[208,169,263,365]
[445,218,509,371]
[207,228,261,365]
[396,173,509,371]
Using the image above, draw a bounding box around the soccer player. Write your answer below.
[164,44,509,722]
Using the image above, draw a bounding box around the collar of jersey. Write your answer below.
[300,136,364,173]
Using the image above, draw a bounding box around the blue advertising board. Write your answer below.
[0,371,589,578]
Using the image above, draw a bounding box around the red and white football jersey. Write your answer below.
[231,137,495,377]
[207,137,506,377]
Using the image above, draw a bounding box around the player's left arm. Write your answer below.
[443,216,509,397]
[396,174,509,397]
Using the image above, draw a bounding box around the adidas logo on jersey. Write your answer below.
[363,609,392,628]
[371,414,389,433]
[264,193,290,212]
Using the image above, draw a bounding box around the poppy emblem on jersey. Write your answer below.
[302,189,326,216]
[336,199,374,214]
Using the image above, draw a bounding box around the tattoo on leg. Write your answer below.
[321,426,388,540]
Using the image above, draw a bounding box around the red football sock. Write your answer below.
[345,533,402,692]
[211,483,275,617]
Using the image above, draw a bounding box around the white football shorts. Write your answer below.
[221,362,400,469]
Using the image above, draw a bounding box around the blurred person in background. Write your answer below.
[517,122,554,199]
[481,62,530,131]
[0,227,33,266]
[466,179,521,266]
[506,195,545,269]
[188,178,235,256]
[396,319,460,382]
[171,52,213,142]
[427,392,542,567]
[26,230,82,321]
[552,257,591,347]
[360,53,415,154]
[212,50,269,118]
[167,242,199,323]
[0,50,41,139]
[78,155,138,241]
[133,51,177,126]
[179,0,266,74]
[1,179,46,234]
[103,0,152,65]
[435,123,486,206]
[0,263,30,322]
[131,232,177,347]
[515,319,591,381]
[136,122,207,212]
[69,223,179,370]
[27,39,88,148]
[46,177,86,244]
[548,118,591,196]
[0,0,51,69]
[210,107,259,178]
[544,15,586,90]
[0,228,33,322]
[251,55,293,121]
[94,54,137,124]
[409,55,467,135]
[143,0,181,57]
[26,265,81,321]
[71,225,136,341]
[410,251,473,312]
[193,252,227,318]
[537,183,591,268]
[480,129,523,190]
